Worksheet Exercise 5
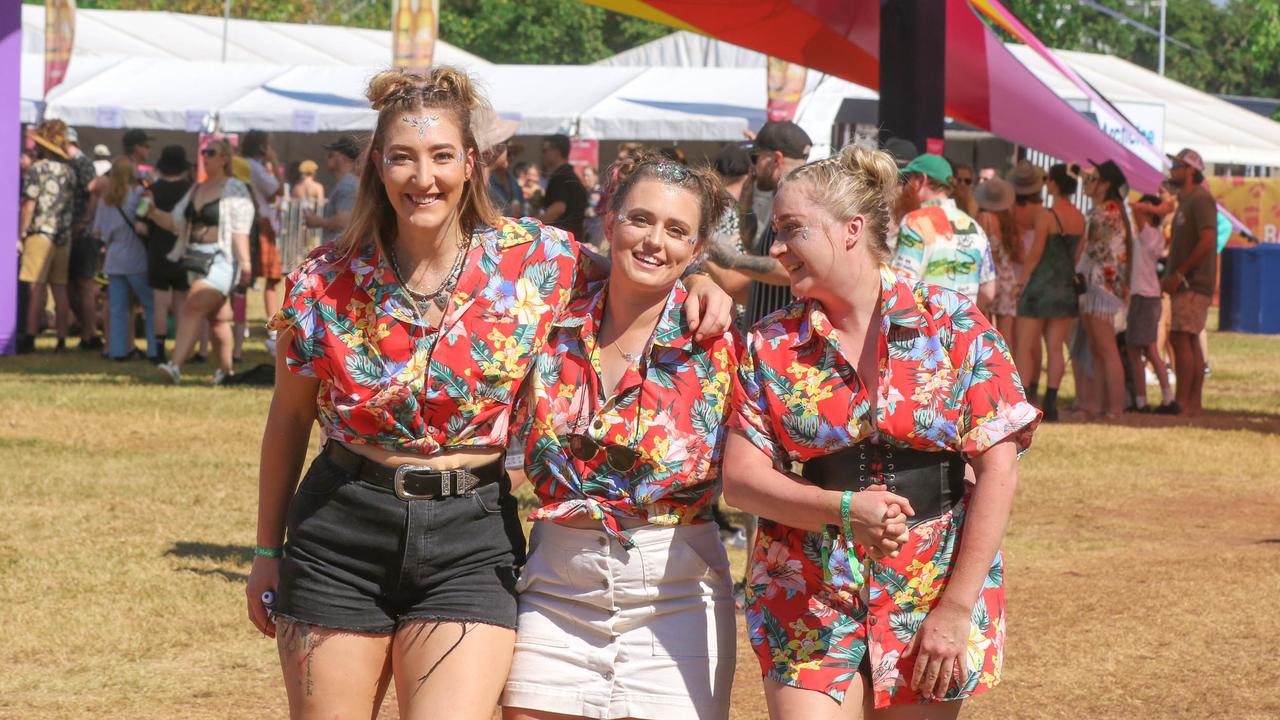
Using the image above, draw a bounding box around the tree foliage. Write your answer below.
[46,0,671,64]
[995,0,1280,97]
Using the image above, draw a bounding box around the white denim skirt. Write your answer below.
[502,521,736,720]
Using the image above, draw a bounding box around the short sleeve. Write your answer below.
[948,303,1041,458]
[729,332,786,465]
[23,170,40,201]
[1192,192,1217,232]
[976,225,997,284]
[332,178,356,212]
[250,159,280,196]
[224,183,255,235]
[267,246,335,378]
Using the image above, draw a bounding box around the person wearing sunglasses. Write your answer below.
[951,162,980,219]
[147,138,254,385]
[503,152,739,720]
[724,145,1039,718]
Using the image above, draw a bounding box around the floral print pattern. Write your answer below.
[270,217,579,456]
[1080,199,1130,302]
[516,279,740,546]
[731,265,1039,708]
[22,159,76,245]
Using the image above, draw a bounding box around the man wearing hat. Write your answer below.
[17,120,77,354]
[474,110,524,218]
[1161,147,1216,416]
[739,120,813,327]
[64,126,106,352]
[304,135,360,246]
[892,153,996,308]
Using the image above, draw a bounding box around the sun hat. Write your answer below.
[1167,147,1204,173]
[901,153,953,184]
[93,144,111,158]
[472,106,521,154]
[974,177,1015,212]
[1006,160,1046,195]
[27,120,69,160]
[155,145,191,175]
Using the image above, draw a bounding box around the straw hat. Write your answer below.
[975,177,1015,212]
[472,106,521,154]
[1006,160,1045,195]
[27,120,69,160]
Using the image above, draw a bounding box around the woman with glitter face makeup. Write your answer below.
[502,152,740,720]
[244,68,732,720]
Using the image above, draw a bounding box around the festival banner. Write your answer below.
[1207,177,1280,245]
[569,139,600,179]
[393,0,438,74]
[766,57,807,122]
[44,0,75,97]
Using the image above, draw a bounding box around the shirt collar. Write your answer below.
[554,280,694,353]
[790,265,928,349]
[921,197,957,210]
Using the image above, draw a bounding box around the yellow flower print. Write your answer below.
[966,621,992,673]
[512,277,550,325]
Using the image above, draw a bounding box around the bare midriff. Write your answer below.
[344,443,504,472]
[553,514,652,531]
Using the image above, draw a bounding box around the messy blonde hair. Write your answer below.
[782,145,899,260]
[339,66,499,258]
[103,156,137,208]
[605,149,726,244]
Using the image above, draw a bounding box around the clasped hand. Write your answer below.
[847,485,914,560]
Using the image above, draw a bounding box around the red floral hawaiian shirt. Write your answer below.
[269,217,579,456]
[514,279,740,546]
[731,265,1040,708]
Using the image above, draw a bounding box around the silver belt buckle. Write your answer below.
[449,468,482,495]
[394,465,436,501]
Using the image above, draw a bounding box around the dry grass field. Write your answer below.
[2,305,1278,719]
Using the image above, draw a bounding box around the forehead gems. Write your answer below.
[653,161,690,183]
[402,113,441,139]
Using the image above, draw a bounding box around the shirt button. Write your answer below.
[603,671,614,681]
[592,420,603,430]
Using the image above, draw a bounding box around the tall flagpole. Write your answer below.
[1158,0,1166,76]
[221,0,230,63]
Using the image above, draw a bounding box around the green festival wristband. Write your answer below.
[254,546,283,559]
[841,490,865,586]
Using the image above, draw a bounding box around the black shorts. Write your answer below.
[276,452,525,633]
[148,263,190,292]
[68,232,99,281]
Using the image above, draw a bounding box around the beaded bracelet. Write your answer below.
[254,546,283,559]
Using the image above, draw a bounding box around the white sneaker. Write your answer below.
[1145,368,1159,386]
[156,362,181,385]
[728,528,749,549]
[208,368,231,386]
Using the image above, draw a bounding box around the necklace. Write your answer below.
[612,341,642,364]
[387,235,471,313]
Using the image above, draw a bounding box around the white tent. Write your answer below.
[599,30,1280,169]
[20,5,489,67]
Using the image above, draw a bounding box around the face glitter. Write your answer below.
[402,113,441,139]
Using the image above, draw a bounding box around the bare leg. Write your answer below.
[276,620,392,720]
[170,282,226,370]
[1125,345,1147,407]
[395,620,515,720]
[763,675,871,720]
[1169,331,1196,413]
[1013,316,1046,401]
[50,282,71,342]
[153,288,172,339]
[1145,341,1173,405]
[1082,313,1126,417]
[1043,317,1072,391]
[264,277,282,323]
[209,296,235,377]
[995,314,1016,349]
[26,282,48,337]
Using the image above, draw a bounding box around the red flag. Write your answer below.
[44,0,75,97]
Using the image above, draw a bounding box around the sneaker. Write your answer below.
[190,353,207,365]
[54,338,68,353]
[1154,401,1182,415]
[1145,368,1159,386]
[156,362,181,385]
[78,336,104,351]
[207,368,232,386]
[728,528,749,549]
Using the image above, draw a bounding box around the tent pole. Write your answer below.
[221,0,231,63]
[1158,0,1166,76]
[878,0,946,155]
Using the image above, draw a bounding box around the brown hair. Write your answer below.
[103,157,137,208]
[981,208,1021,264]
[605,149,726,244]
[783,145,900,261]
[338,66,498,258]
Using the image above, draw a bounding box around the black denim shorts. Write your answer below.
[275,452,526,633]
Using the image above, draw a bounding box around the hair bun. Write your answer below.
[365,66,484,114]
[838,144,899,196]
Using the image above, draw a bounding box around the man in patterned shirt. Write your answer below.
[17,120,77,354]
[891,153,996,310]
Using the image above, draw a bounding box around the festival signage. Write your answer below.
[44,0,76,97]
[1207,177,1280,245]
[393,0,438,74]
[569,139,600,178]
[1091,100,1166,163]
[766,57,807,122]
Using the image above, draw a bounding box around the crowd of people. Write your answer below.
[15,62,1225,720]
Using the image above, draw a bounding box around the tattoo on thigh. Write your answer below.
[280,621,333,697]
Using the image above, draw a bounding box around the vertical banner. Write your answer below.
[766,56,807,122]
[393,0,437,73]
[44,0,76,97]
[569,139,600,179]
[393,0,414,69]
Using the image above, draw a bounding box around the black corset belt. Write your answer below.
[802,441,967,526]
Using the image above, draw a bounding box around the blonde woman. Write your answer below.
[147,139,254,385]
[93,157,155,360]
[244,67,730,720]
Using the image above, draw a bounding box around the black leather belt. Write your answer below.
[322,443,504,501]
[802,441,966,526]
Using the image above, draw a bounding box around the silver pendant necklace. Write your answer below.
[388,236,471,313]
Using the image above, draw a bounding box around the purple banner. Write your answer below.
[1,1,20,355]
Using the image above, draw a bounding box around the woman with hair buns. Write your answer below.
[502,151,739,720]
[724,146,1040,719]
[244,67,731,720]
